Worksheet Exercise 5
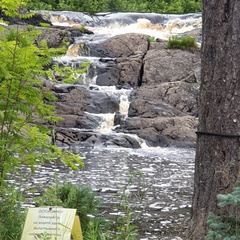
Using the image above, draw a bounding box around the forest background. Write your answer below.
[27,0,201,14]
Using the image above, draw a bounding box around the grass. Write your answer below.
[40,22,51,27]
[167,35,198,50]
[148,35,156,43]
[0,186,27,240]
[0,171,147,240]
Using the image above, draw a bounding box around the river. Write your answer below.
[10,11,201,239]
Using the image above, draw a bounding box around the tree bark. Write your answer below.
[189,0,240,239]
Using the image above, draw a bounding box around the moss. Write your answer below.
[39,22,51,27]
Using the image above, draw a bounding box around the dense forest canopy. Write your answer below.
[27,0,201,14]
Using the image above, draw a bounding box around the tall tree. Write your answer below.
[190,0,240,239]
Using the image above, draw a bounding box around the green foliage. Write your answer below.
[110,202,138,240]
[206,186,240,240]
[84,219,106,240]
[39,22,51,27]
[35,183,104,239]
[46,61,90,84]
[27,0,202,14]
[0,0,34,18]
[148,35,156,43]
[0,27,83,183]
[0,187,26,240]
[167,35,198,50]
[34,232,52,240]
[0,1,84,188]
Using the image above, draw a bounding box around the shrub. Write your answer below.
[0,187,26,240]
[167,35,198,50]
[148,35,156,43]
[34,183,105,239]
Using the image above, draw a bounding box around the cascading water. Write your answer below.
[10,11,201,239]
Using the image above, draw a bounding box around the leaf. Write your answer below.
[0,1,85,185]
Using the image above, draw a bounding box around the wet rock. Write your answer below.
[89,33,149,58]
[130,81,199,115]
[51,33,200,147]
[85,91,119,114]
[123,116,198,147]
[66,42,90,56]
[36,27,74,48]
[54,128,141,148]
[142,48,200,85]
[95,63,120,86]
[0,9,52,26]
[128,99,184,118]
[105,134,141,148]
[89,33,149,87]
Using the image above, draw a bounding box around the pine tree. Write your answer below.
[206,186,240,239]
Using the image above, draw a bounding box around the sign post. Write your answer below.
[21,207,82,240]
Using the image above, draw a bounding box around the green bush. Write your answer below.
[27,0,201,14]
[35,183,105,239]
[148,35,156,43]
[0,187,26,240]
[167,35,198,50]
[206,186,240,239]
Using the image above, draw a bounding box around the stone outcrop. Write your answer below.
[50,32,201,148]
[89,33,149,87]
[1,11,201,148]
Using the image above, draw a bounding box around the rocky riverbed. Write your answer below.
[4,10,200,239]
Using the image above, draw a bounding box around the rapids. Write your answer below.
[11,11,201,239]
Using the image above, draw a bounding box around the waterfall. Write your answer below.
[7,11,200,239]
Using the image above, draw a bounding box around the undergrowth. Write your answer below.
[167,35,198,50]
[206,186,240,239]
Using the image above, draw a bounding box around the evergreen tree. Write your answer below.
[206,186,240,239]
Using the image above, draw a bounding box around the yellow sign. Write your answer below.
[21,207,78,240]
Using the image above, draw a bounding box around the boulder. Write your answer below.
[89,33,149,58]
[142,47,200,85]
[84,90,119,114]
[89,33,149,87]
[54,128,141,148]
[122,116,198,147]
[36,27,74,48]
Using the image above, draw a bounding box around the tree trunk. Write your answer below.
[189,0,240,239]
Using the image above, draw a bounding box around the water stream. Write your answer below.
[9,11,201,239]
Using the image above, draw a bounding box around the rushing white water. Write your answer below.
[49,11,202,135]
[8,11,200,239]
[45,10,202,43]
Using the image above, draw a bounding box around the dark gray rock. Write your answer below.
[142,48,200,85]
[89,33,149,87]
[54,128,141,148]
[84,90,119,114]
[36,27,73,48]
[52,33,201,147]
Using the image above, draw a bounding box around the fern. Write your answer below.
[0,1,84,187]
[0,0,35,19]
